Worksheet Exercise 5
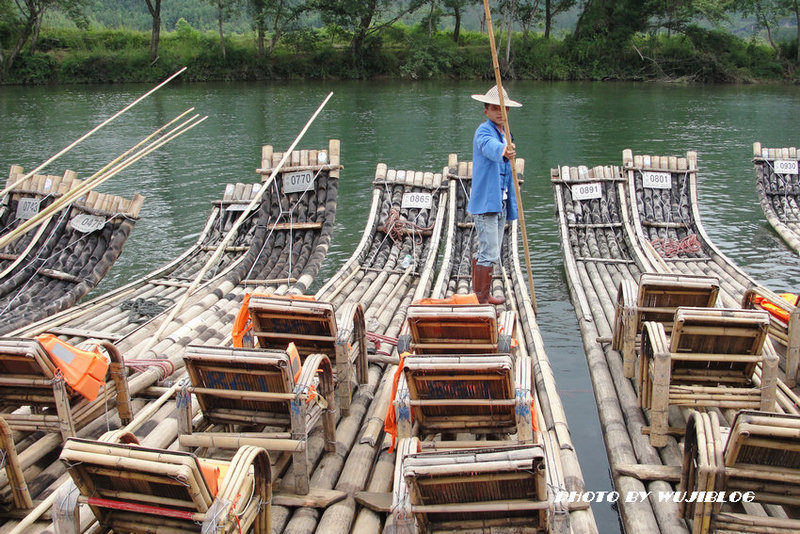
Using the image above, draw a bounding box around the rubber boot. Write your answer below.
[474,264,505,305]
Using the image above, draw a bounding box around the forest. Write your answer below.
[0,0,798,84]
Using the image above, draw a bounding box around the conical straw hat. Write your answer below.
[471,85,522,107]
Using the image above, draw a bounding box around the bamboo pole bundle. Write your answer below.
[1,67,186,198]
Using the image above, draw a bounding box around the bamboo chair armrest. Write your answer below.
[336,301,369,384]
[295,353,335,403]
[207,445,271,531]
[641,321,669,360]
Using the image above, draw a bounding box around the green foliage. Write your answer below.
[0,17,793,84]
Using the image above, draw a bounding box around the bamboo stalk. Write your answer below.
[1,67,186,197]
[481,0,537,314]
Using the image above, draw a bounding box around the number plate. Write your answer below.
[16,198,40,220]
[70,214,106,233]
[226,203,250,212]
[283,170,315,194]
[775,159,799,175]
[571,182,602,201]
[402,192,432,209]
[642,171,672,189]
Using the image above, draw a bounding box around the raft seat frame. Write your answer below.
[391,437,548,534]
[246,296,368,415]
[680,409,800,534]
[742,286,800,388]
[612,272,720,379]
[0,337,133,510]
[638,307,778,447]
[179,345,336,499]
[55,437,271,534]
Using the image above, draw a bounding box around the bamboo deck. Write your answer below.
[552,150,800,533]
[753,143,800,254]
[0,141,341,532]
[0,167,144,334]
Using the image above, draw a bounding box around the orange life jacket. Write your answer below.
[752,293,797,324]
[413,293,480,306]
[37,334,109,401]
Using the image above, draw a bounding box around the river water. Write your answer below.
[2,79,800,532]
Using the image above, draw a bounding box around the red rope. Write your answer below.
[650,235,701,257]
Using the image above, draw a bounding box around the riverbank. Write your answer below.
[2,23,794,85]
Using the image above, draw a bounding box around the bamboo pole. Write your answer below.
[1,67,186,198]
[0,110,204,251]
[137,92,334,358]
[481,0,537,314]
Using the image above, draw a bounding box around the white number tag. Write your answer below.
[70,214,106,233]
[226,204,250,212]
[775,159,798,175]
[283,170,315,194]
[572,182,602,201]
[402,192,432,209]
[642,171,672,189]
[16,198,40,220]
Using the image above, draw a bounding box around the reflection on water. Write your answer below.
[3,80,800,532]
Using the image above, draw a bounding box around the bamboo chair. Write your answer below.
[179,344,336,498]
[54,437,271,533]
[680,410,800,534]
[396,303,515,354]
[390,437,548,534]
[742,286,800,387]
[612,272,720,378]
[246,295,368,414]
[391,303,534,444]
[0,337,133,510]
[638,307,778,447]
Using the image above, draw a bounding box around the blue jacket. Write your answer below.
[467,119,518,221]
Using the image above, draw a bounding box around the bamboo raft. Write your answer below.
[753,143,800,254]
[552,150,800,533]
[0,141,341,532]
[0,167,144,334]
[385,154,597,533]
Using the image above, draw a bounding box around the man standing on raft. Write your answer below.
[468,85,521,305]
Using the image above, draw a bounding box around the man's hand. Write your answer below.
[503,142,516,160]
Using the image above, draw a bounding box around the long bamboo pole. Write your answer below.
[137,91,335,357]
[1,67,187,198]
[481,0,537,314]
[0,111,204,251]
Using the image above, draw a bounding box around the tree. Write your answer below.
[441,0,467,41]
[205,0,238,60]
[247,0,307,56]
[542,0,573,38]
[3,0,86,76]
[143,0,161,63]
[313,0,425,66]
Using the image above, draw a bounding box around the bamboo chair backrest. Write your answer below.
[405,304,498,354]
[402,354,516,430]
[248,296,337,357]
[0,338,61,408]
[668,307,770,385]
[637,273,719,328]
[60,437,216,521]
[184,345,295,420]
[402,445,548,529]
[723,410,800,504]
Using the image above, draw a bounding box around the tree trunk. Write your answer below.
[545,0,551,39]
[795,0,800,63]
[505,0,514,65]
[144,0,162,63]
[351,0,377,68]
[5,17,36,74]
[452,6,461,42]
[217,2,226,60]
[428,0,435,38]
[30,11,44,55]
[257,22,265,56]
